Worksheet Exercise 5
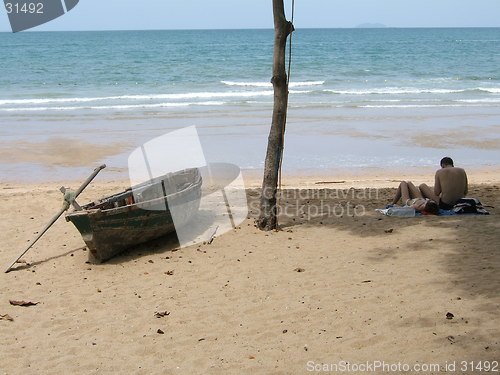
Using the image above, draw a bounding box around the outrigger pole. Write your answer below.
[4,164,106,273]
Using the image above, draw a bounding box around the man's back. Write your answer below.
[435,167,468,206]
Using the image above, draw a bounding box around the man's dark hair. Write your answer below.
[440,157,454,167]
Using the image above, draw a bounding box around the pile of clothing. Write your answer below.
[451,198,489,215]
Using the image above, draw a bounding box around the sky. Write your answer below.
[1,0,500,32]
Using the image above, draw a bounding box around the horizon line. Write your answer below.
[1,26,499,33]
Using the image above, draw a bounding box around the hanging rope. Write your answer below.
[276,0,295,226]
[287,0,295,85]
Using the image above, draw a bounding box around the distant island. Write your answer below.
[356,23,387,28]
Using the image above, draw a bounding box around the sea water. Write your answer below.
[0,28,499,180]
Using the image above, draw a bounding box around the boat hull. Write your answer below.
[66,169,202,263]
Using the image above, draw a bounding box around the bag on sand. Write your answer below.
[452,198,489,215]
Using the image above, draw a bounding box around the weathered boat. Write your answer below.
[66,168,202,263]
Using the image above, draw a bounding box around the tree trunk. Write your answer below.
[257,0,294,231]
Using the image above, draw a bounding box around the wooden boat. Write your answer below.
[66,168,202,263]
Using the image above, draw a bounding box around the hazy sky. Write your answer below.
[1,0,500,32]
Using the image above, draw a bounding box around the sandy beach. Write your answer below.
[0,169,498,374]
[1,26,499,375]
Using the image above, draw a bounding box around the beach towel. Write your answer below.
[376,198,490,217]
[376,207,454,217]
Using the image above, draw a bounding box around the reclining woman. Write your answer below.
[390,181,440,215]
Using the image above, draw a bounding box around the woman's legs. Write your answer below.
[391,181,411,205]
[419,183,440,202]
[392,181,423,205]
[407,181,423,199]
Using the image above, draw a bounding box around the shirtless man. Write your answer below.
[419,157,468,210]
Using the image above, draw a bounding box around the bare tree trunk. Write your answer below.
[257,0,294,231]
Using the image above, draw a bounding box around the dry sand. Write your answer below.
[0,173,499,374]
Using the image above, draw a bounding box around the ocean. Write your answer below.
[0,28,499,181]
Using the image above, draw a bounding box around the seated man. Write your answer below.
[419,157,468,210]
